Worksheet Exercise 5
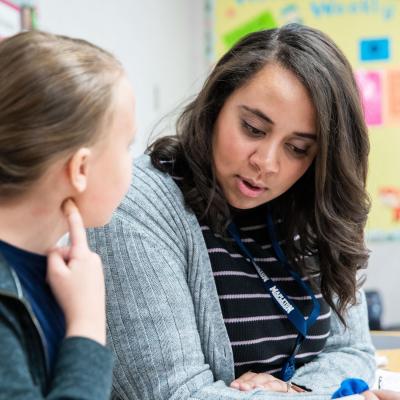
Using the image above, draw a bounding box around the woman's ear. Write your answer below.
[66,148,92,193]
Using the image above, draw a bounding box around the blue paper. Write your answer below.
[360,38,390,61]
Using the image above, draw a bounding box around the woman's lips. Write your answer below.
[236,176,266,198]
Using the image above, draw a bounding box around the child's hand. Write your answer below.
[47,199,106,345]
[230,371,300,392]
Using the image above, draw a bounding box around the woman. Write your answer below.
[88,24,375,398]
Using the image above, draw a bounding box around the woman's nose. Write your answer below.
[251,144,280,175]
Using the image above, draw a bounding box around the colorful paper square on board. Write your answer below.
[387,70,400,124]
[360,38,390,62]
[355,71,383,126]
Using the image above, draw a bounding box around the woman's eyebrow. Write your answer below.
[240,105,274,124]
[293,132,317,141]
[240,105,317,140]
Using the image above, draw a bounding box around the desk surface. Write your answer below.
[372,332,400,372]
[376,349,400,372]
[371,331,400,337]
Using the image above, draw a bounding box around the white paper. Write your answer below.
[373,369,400,391]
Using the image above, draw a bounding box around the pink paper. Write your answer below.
[355,71,383,126]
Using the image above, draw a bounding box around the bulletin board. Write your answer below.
[206,0,400,240]
[0,0,37,38]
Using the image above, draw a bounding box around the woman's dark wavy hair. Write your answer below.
[148,23,370,324]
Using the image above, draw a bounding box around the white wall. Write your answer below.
[36,0,400,329]
[37,0,207,157]
[365,241,400,328]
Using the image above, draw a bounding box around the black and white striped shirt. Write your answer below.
[200,205,331,378]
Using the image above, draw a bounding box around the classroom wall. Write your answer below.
[365,241,400,328]
[37,0,207,157]
[36,0,399,328]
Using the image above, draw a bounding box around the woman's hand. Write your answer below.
[230,371,303,392]
[47,199,106,345]
[363,390,400,400]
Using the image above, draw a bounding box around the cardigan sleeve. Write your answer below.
[88,211,375,400]
[292,289,376,392]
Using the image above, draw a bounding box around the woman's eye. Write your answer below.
[287,143,308,156]
[242,120,264,137]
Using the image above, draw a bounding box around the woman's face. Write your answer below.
[212,62,318,210]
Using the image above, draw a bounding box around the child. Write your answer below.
[0,30,136,399]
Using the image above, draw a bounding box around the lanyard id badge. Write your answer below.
[227,211,320,382]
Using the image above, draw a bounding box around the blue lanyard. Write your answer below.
[227,211,320,382]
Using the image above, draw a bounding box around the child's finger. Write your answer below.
[63,199,88,256]
[51,246,71,261]
[47,249,70,282]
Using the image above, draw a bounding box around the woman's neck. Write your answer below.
[230,202,270,225]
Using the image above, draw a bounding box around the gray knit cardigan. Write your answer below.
[88,155,375,400]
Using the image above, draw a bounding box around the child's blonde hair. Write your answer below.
[0,30,123,201]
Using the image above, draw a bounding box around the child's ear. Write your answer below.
[67,148,92,193]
